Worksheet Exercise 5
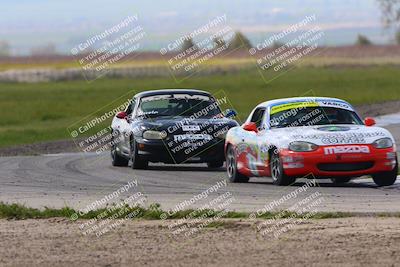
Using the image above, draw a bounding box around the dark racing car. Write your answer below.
[110,89,238,169]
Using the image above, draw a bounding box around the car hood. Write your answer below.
[132,117,238,135]
[269,124,394,147]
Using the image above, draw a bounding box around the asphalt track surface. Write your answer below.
[1,121,399,214]
[1,150,400,213]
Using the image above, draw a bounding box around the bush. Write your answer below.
[395,29,400,44]
[180,38,197,52]
[355,34,372,46]
[229,31,252,50]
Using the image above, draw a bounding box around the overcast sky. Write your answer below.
[0,0,390,55]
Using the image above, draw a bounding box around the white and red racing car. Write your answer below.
[225,97,398,186]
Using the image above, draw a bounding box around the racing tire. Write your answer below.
[372,160,398,187]
[226,145,249,183]
[207,160,224,169]
[111,133,129,167]
[130,137,148,170]
[330,177,352,184]
[270,151,296,186]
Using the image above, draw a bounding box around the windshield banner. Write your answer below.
[270,99,354,115]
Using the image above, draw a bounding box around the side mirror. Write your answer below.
[116,111,127,119]
[224,109,237,118]
[364,117,376,127]
[243,122,258,132]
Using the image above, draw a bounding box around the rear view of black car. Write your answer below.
[110,89,238,169]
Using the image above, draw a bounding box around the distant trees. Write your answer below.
[213,37,227,49]
[228,31,252,50]
[271,41,285,49]
[355,34,372,46]
[179,31,252,53]
[0,40,10,56]
[180,38,197,52]
[377,0,400,28]
[395,29,400,44]
[377,0,400,44]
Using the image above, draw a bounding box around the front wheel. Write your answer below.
[130,138,148,169]
[270,151,295,186]
[111,133,129,167]
[372,160,398,186]
[226,145,249,183]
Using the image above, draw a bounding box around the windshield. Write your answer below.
[137,94,222,118]
[270,106,363,128]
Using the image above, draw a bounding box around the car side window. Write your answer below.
[126,98,136,117]
[250,108,266,129]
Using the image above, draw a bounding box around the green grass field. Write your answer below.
[0,201,356,220]
[1,66,400,148]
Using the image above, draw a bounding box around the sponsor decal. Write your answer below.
[324,145,370,155]
[182,125,200,131]
[137,110,158,116]
[293,132,386,144]
[174,134,212,142]
[246,153,259,175]
[317,126,351,132]
[319,101,352,111]
[270,99,354,115]
[321,137,365,144]
[270,101,319,115]
[236,143,250,154]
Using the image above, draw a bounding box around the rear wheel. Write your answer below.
[226,145,249,183]
[372,160,398,186]
[130,137,148,169]
[111,133,129,167]
[330,177,352,184]
[270,151,295,186]
[207,160,224,169]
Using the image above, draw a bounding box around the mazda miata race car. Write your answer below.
[111,89,238,169]
[225,97,398,186]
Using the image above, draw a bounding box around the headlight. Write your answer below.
[143,130,167,140]
[289,141,319,152]
[216,131,227,139]
[373,138,393,149]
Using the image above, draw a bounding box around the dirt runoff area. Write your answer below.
[1,217,400,267]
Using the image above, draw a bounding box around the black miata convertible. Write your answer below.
[110,89,238,169]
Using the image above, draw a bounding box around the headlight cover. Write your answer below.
[215,131,227,139]
[372,138,393,149]
[143,130,167,140]
[289,141,319,152]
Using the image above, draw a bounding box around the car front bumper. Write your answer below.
[135,137,225,164]
[279,145,397,178]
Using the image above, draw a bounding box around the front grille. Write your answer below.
[317,162,374,172]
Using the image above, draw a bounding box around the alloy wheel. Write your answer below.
[271,155,281,181]
[227,148,236,178]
